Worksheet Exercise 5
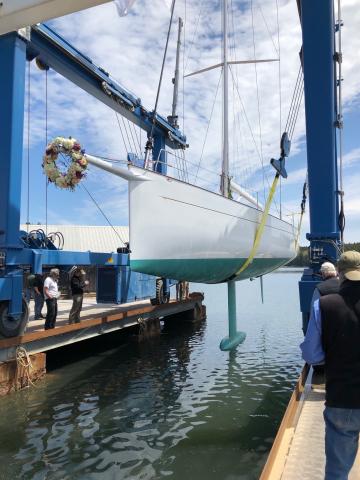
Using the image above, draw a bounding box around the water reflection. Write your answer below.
[0,272,303,480]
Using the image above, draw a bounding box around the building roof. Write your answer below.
[21,225,129,253]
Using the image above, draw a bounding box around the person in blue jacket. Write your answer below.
[300,251,360,480]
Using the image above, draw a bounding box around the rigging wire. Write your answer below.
[182,0,186,132]
[127,118,141,156]
[79,182,126,246]
[130,121,142,156]
[148,0,177,144]
[60,153,127,245]
[115,112,129,155]
[183,0,204,73]
[250,0,266,205]
[121,115,134,154]
[194,70,222,183]
[258,4,279,56]
[275,0,282,217]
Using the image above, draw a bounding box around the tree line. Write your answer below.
[288,243,360,267]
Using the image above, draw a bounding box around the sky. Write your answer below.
[20,0,360,245]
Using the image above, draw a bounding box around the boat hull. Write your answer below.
[128,166,297,284]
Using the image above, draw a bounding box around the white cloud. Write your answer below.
[343,147,360,167]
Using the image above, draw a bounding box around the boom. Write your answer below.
[0,0,113,35]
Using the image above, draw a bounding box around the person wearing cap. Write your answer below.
[43,268,60,330]
[300,250,360,479]
[304,262,340,336]
[69,268,89,324]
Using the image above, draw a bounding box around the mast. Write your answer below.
[168,17,183,128]
[220,0,229,197]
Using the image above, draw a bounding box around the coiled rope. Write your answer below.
[15,346,35,389]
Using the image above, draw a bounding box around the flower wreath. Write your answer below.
[43,137,88,190]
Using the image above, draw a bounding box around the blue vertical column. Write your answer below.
[0,33,27,316]
[153,134,167,175]
[299,0,340,331]
[0,33,26,249]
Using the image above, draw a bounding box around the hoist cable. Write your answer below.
[294,174,308,251]
[26,61,31,232]
[337,0,345,246]
[284,65,302,132]
[285,66,302,134]
[289,75,304,139]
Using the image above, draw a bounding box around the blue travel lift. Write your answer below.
[298,0,342,331]
[0,24,184,338]
[0,0,343,346]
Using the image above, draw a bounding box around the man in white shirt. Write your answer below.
[43,268,60,330]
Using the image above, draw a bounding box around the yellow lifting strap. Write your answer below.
[294,211,304,252]
[235,173,280,276]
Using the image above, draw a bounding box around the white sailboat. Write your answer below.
[85,0,298,285]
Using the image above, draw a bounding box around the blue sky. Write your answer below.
[20,0,360,244]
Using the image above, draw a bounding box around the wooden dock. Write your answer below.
[0,293,205,395]
[260,366,360,479]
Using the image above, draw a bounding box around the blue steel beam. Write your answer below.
[298,0,340,331]
[27,24,187,151]
[0,33,27,317]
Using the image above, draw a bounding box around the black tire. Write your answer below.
[0,299,29,338]
[151,279,170,305]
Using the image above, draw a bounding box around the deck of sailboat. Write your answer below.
[260,367,360,480]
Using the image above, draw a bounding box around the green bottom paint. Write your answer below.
[130,257,290,283]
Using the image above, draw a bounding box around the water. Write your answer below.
[0,270,304,480]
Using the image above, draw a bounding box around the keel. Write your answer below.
[220,280,246,351]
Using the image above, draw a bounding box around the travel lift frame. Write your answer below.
[298,0,342,332]
[0,0,342,347]
[0,19,186,337]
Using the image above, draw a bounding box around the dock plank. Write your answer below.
[261,368,360,479]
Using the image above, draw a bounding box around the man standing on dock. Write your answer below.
[300,251,360,480]
[43,268,60,330]
[69,268,88,324]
